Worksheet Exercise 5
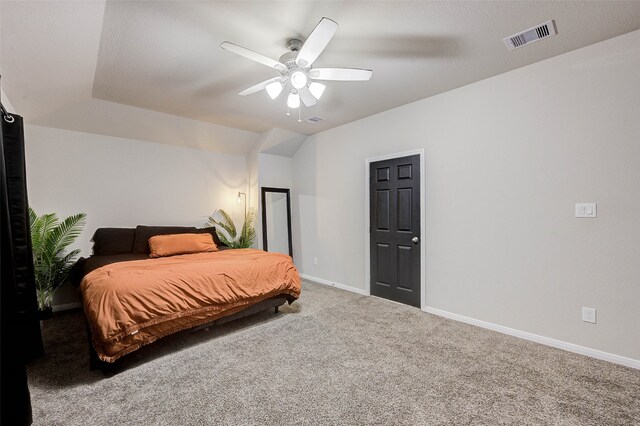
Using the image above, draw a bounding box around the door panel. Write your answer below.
[397,188,412,232]
[370,154,421,308]
[376,189,390,230]
[397,245,413,290]
[376,167,390,182]
[398,163,413,180]
[376,243,390,286]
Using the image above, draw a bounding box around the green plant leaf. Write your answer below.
[49,213,87,257]
[29,209,86,309]
[31,212,58,257]
[207,209,237,242]
[238,208,257,248]
[218,209,238,238]
[205,207,256,249]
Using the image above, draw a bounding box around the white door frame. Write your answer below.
[364,149,426,310]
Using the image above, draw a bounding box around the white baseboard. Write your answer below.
[52,302,81,312]
[296,274,638,369]
[423,306,639,370]
[300,274,368,296]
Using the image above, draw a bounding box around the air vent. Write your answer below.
[504,20,557,51]
[305,116,323,124]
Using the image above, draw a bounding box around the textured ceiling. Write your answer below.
[3,1,640,139]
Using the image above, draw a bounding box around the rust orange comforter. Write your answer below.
[80,249,301,362]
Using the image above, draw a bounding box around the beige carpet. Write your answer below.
[28,280,640,425]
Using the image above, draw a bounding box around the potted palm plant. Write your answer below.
[206,208,256,248]
[29,207,86,319]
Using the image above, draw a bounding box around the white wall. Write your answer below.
[1,88,15,112]
[25,124,247,306]
[292,29,640,361]
[259,153,293,189]
[246,133,267,246]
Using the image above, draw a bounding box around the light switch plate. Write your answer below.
[575,203,597,218]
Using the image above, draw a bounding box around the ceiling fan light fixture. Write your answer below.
[290,71,308,90]
[265,81,283,99]
[287,92,300,109]
[221,17,373,121]
[308,82,326,99]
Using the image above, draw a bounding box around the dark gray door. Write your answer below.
[370,155,421,308]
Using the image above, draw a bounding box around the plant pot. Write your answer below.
[37,307,53,321]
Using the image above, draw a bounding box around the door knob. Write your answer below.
[412,236,419,244]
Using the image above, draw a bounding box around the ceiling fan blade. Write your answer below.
[298,87,317,107]
[296,17,338,67]
[238,77,283,96]
[221,42,286,71]
[309,68,373,81]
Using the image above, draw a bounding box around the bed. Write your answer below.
[73,225,301,367]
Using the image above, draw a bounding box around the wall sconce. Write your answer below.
[237,191,247,221]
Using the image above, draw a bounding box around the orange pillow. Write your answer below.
[148,233,218,258]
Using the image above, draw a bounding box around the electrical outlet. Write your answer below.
[582,307,597,324]
[313,257,318,265]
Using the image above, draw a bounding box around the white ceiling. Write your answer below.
[3,1,640,138]
[1,0,105,119]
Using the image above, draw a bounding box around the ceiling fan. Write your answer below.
[221,17,372,120]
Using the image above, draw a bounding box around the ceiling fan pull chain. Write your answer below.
[298,107,302,123]
[286,106,290,116]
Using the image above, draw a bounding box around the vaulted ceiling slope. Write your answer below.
[2,1,640,146]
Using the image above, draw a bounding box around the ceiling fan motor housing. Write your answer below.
[287,38,303,52]
[279,39,311,89]
[278,51,300,68]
